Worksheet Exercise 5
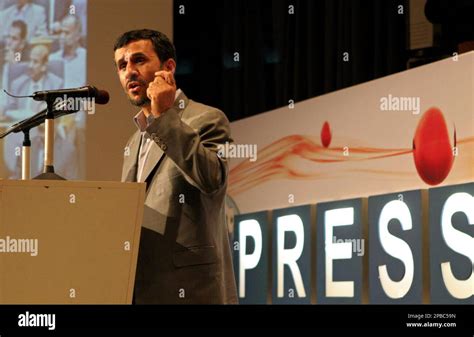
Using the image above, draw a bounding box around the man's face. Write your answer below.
[28,46,48,81]
[5,26,24,53]
[60,16,80,49]
[114,40,163,107]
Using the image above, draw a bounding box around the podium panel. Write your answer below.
[0,179,145,304]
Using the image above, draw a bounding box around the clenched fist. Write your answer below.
[146,70,177,117]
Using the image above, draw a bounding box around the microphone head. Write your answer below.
[95,90,110,105]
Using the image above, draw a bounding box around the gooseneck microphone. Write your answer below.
[31,85,110,104]
[0,87,110,138]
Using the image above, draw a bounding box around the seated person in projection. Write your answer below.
[51,14,86,89]
[50,14,87,179]
[0,20,28,120]
[0,0,47,40]
[3,44,63,178]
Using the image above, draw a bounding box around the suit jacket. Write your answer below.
[122,91,238,304]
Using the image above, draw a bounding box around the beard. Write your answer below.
[129,94,150,107]
[126,64,165,107]
[125,74,149,106]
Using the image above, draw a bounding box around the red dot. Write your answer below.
[321,121,332,148]
[413,107,454,185]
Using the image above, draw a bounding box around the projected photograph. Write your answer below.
[0,0,87,179]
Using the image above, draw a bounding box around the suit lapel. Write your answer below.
[121,130,141,182]
[139,91,189,185]
[140,141,165,185]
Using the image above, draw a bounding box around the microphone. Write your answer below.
[32,86,110,104]
[0,88,109,139]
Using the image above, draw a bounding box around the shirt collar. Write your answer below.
[133,88,182,132]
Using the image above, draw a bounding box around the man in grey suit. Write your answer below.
[114,29,238,304]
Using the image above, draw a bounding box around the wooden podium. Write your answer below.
[0,179,145,304]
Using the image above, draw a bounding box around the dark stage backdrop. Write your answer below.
[174,0,409,122]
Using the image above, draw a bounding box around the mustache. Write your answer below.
[126,76,147,87]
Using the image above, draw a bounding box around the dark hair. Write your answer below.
[11,20,27,40]
[113,29,176,63]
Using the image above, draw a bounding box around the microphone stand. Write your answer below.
[0,101,79,179]
[34,98,65,180]
[21,128,31,180]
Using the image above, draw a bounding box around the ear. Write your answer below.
[164,59,176,74]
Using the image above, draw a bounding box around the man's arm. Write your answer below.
[145,105,232,195]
